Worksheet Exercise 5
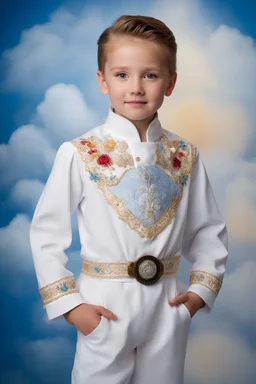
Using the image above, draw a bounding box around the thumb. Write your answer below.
[98,306,118,320]
[168,292,186,306]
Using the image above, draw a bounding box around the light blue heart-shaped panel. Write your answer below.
[109,165,180,226]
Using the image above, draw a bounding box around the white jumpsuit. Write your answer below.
[30,106,228,384]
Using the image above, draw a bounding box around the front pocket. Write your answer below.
[180,303,192,321]
[78,275,106,340]
[83,315,105,339]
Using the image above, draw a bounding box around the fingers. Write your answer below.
[97,306,118,320]
[168,292,188,306]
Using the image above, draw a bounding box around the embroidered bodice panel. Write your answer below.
[70,133,196,240]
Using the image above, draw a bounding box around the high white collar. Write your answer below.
[104,106,163,144]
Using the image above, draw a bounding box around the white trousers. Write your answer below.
[71,273,191,384]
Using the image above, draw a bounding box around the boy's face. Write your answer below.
[96,36,177,126]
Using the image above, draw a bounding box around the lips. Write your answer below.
[126,101,147,104]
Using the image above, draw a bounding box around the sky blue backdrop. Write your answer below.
[1,1,255,383]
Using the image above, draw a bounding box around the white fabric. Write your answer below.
[71,274,192,384]
[30,105,228,382]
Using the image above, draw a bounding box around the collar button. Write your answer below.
[136,156,141,162]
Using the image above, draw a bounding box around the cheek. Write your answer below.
[149,83,166,98]
[108,82,124,97]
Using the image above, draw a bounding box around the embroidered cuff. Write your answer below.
[39,276,79,305]
[189,270,222,296]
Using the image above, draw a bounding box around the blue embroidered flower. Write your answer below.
[59,283,69,292]
[94,266,102,274]
[109,175,116,180]
[90,172,101,182]
[180,140,187,150]
[180,174,188,185]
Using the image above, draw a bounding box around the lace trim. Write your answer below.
[70,135,134,185]
[156,134,197,185]
[190,270,222,295]
[70,134,196,239]
[39,276,78,305]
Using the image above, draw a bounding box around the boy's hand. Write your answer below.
[168,291,205,318]
[63,303,118,336]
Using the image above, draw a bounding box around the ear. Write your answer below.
[165,72,177,97]
[96,70,109,95]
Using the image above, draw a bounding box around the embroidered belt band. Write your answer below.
[82,255,181,285]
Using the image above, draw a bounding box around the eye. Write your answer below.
[116,73,127,79]
[145,73,157,79]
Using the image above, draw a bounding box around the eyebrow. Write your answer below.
[110,66,160,71]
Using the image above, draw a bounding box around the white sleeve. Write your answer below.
[30,142,85,320]
[181,147,228,313]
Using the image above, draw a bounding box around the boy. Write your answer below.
[30,15,228,384]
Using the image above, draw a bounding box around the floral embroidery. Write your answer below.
[116,141,128,152]
[80,139,96,148]
[70,133,196,240]
[155,134,196,186]
[39,276,78,305]
[97,154,113,166]
[90,172,101,182]
[190,270,222,295]
[104,139,116,152]
[88,148,97,155]
[71,135,134,185]
[180,140,187,150]
[173,157,181,168]
[179,174,188,185]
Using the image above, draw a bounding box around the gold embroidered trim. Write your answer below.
[70,135,134,179]
[39,276,78,305]
[82,255,181,279]
[190,270,222,295]
[156,134,197,184]
[70,134,197,239]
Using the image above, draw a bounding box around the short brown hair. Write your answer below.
[97,15,177,76]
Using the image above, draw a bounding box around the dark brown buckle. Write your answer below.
[128,255,164,285]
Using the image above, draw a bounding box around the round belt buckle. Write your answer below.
[128,255,164,285]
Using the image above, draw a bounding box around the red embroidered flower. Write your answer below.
[80,139,89,145]
[88,148,98,154]
[179,152,185,157]
[97,154,112,166]
[173,157,181,168]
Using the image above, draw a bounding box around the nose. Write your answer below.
[130,77,144,95]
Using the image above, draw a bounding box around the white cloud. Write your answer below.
[1,83,99,191]
[9,179,45,213]
[0,214,33,273]
[185,330,256,384]
[37,83,99,142]
[0,124,56,190]
[1,7,105,95]
[217,261,256,324]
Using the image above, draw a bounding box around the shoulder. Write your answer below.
[161,128,197,149]
[69,125,105,144]
[160,128,198,166]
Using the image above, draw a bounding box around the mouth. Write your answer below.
[126,101,147,104]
